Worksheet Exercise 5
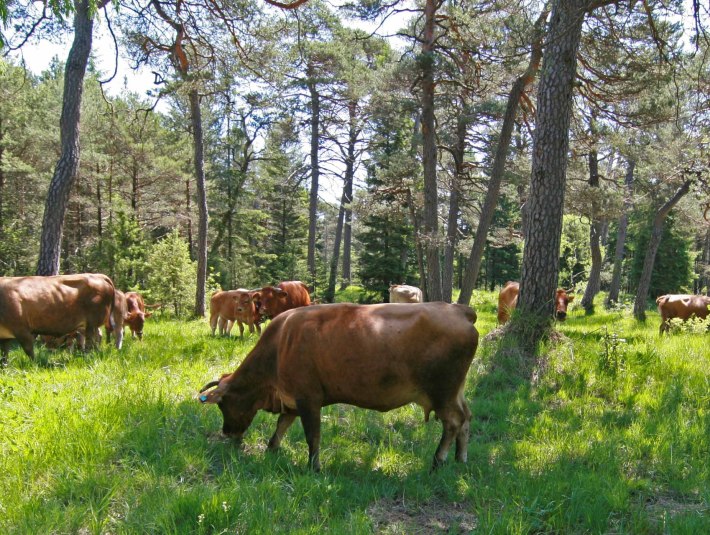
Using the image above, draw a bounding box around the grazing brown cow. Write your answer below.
[124,291,152,340]
[210,289,261,336]
[389,284,424,303]
[497,281,574,324]
[656,294,710,334]
[0,274,124,364]
[251,281,311,319]
[198,302,479,471]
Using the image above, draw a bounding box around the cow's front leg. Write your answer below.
[267,413,297,452]
[296,399,322,472]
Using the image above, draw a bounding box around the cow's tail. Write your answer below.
[110,287,125,350]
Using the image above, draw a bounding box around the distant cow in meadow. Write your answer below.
[198,302,479,471]
[106,291,152,342]
[251,281,311,319]
[124,292,152,340]
[0,274,124,364]
[656,294,710,334]
[389,284,423,303]
[497,281,574,324]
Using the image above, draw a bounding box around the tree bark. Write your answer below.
[326,100,357,302]
[515,1,587,349]
[190,89,209,317]
[457,5,548,306]
[442,113,465,303]
[306,68,320,287]
[0,117,5,237]
[633,179,692,320]
[420,0,442,302]
[605,158,635,307]
[36,0,96,275]
[581,126,602,312]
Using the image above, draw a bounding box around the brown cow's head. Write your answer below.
[198,376,258,442]
[257,286,288,318]
[233,292,254,315]
[555,289,574,321]
[125,311,151,340]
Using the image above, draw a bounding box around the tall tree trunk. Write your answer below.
[36,0,96,275]
[96,169,102,250]
[186,177,193,258]
[407,115,427,296]
[420,0,442,302]
[581,122,602,312]
[341,202,352,290]
[633,179,692,320]
[306,71,320,288]
[515,1,587,350]
[606,158,635,307]
[189,89,208,317]
[442,113,466,303]
[0,118,5,237]
[457,5,549,305]
[326,101,357,302]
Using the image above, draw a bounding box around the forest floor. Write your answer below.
[0,291,708,534]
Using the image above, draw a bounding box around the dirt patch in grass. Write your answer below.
[368,497,476,534]
[645,494,707,520]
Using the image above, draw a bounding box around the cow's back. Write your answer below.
[279,281,311,310]
[0,274,115,337]
[270,302,478,414]
[389,284,423,303]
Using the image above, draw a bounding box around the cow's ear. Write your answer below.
[145,312,153,318]
[567,295,574,302]
[249,291,261,301]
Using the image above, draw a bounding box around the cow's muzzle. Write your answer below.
[555,311,567,321]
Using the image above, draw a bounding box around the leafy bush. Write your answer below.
[145,230,197,317]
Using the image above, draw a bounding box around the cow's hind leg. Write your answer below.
[267,413,297,452]
[432,400,468,469]
[296,399,322,472]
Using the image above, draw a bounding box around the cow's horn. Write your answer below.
[199,380,220,393]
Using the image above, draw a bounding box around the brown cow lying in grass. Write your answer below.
[199,302,479,471]
[656,294,710,334]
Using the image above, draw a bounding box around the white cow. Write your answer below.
[389,284,424,303]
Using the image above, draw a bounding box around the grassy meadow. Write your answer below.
[0,291,708,534]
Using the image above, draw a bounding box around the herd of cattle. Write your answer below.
[1,273,707,470]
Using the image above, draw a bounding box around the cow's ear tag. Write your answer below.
[199,394,209,403]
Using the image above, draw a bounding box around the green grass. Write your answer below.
[1,292,708,533]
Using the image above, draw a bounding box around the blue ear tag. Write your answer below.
[199,394,208,403]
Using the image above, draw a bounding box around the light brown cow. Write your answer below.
[389,284,424,303]
[497,281,574,324]
[198,302,479,471]
[124,291,152,340]
[251,281,311,319]
[210,289,261,336]
[656,294,710,334]
[0,274,124,364]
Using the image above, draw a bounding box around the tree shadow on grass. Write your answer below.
[464,323,709,533]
